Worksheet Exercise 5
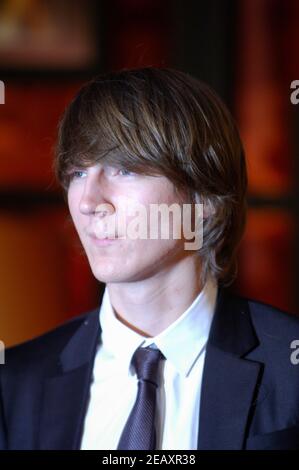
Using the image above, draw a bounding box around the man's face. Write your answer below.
[67,162,192,284]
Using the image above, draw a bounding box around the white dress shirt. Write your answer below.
[80,276,218,450]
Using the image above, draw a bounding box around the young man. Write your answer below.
[1,68,299,450]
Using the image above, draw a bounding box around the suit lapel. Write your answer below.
[198,288,263,450]
[38,308,102,450]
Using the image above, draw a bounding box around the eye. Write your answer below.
[118,168,134,176]
[68,169,87,181]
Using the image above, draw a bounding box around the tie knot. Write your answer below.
[132,346,164,386]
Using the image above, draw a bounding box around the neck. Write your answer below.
[107,256,205,337]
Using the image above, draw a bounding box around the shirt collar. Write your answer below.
[99,276,218,377]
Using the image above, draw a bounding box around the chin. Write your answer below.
[90,263,130,284]
[91,262,154,284]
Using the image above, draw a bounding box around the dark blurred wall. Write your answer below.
[0,0,298,346]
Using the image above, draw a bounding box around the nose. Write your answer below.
[79,172,115,217]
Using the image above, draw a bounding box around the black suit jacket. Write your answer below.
[1,287,299,450]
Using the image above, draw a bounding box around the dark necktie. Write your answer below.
[117,345,165,450]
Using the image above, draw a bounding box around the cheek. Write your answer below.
[67,189,75,216]
[138,238,183,262]
[68,191,83,232]
[142,184,183,216]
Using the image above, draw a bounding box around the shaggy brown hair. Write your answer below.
[55,67,247,287]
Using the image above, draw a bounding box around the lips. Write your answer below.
[86,228,116,239]
[89,235,119,247]
[91,234,117,240]
[86,230,120,246]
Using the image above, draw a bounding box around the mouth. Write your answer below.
[88,233,120,246]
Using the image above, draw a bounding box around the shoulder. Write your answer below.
[1,307,100,373]
[247,298,299,370]
[228,291,299,368]
[245,295,299,339]
[223,286,299,335]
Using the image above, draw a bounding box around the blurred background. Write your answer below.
[0,0,298,346]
